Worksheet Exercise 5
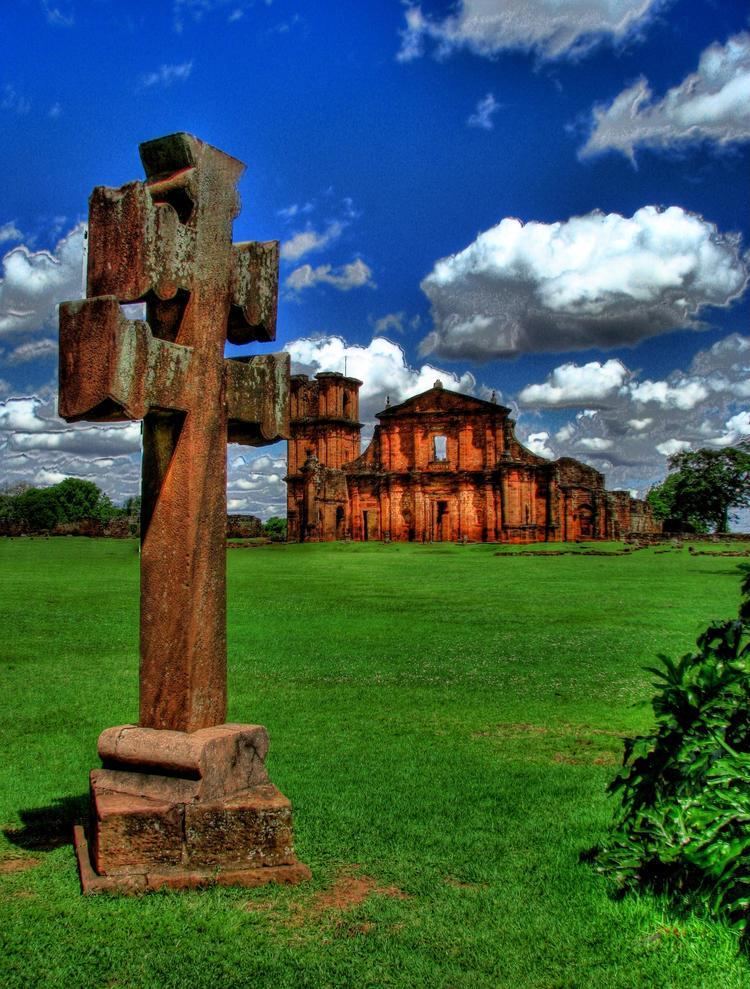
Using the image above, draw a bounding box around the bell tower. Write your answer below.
[286,371,362,541]
[288,372,362,472]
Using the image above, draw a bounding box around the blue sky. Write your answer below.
[1,0,748,518]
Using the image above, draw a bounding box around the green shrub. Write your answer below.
[1,477,118,531]
[262,515,287,540]
[592,566,750,937]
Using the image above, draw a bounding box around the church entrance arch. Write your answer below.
[576,504,594,539]
[434,500,450,542]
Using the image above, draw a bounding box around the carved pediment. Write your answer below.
[377,385,509,419]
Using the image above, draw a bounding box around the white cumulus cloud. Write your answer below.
[280,220,344,261]
[140,61,193,89]
[525,431,554,458]
[284,335,478,423]
[582,32,750,159]
[397,0,665,63]
[514,333,750,497]
[419,206,748,360]
[227,447,287,518]
[519,359,629,407]
[372,312,406,335]
[655,438,692,457]
[577,436,613,451]
[468,92,500,130]
[0,224,85,337]
[0,223,22,244]
[628,378,709,410]
[0,397,50,433]
[0,393,143,504]
[285,258,374,293]
[0,395,141,457]
[715,411,750,447]
[277,202,314,221]
[6,338,58,364]
[9,425,140,456]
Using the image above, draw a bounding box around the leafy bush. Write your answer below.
[647,473,707,533]
[263,515,287,540]
[0,477,118,532]
[592,567,750,937]
[647,443,750,533]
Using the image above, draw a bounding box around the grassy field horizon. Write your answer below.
[1,537,748,988]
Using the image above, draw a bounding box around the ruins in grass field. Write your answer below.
[286,373,659,543]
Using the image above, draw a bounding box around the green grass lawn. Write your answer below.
[0,537,748,988]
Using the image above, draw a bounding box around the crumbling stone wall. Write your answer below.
[606,490,659,539]
[226,515,263,538]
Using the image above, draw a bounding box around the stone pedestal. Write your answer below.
[74,723,310,893]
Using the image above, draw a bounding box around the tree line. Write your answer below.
[0,477,287,538]
[0,478,128,532]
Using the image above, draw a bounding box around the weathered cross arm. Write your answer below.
[229,241,280,345]
[59,298,192,422]
[226,354,289,444]
[59,298,289,442]
[86,180,194,305]
[85,134,280,347]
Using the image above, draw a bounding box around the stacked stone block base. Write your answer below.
[74,723,310,894]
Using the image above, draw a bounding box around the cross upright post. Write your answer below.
[60,133,310,893]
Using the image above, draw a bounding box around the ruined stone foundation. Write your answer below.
[74,724,310,893]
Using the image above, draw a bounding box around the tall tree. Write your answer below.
[53,477,114,522]
[14,487,63,531]
[4,477,116,532]
[653,443,750,533]
[646,472,707,533]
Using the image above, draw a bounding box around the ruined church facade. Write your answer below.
[286,372,658,544]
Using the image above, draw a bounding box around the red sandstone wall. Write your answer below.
[287,372,362,540]
[287,378,660,544]
[288,373,362,474]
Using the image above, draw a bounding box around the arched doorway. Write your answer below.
[434,500,450,541]
[576,504,594,539]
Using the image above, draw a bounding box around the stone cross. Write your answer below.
[59,132,289,734]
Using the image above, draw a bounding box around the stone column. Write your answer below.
[415,485,425,541]
[484,483,496,541]
[350,483,361,540]
[380,483,391,541]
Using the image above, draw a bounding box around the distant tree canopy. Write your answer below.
[0,478,118,532]
[262,516,287,540]
[646,472,708,533]
[123,495,141,517]
[648,443,750,533]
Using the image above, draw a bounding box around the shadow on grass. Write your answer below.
[3,794,88,851]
